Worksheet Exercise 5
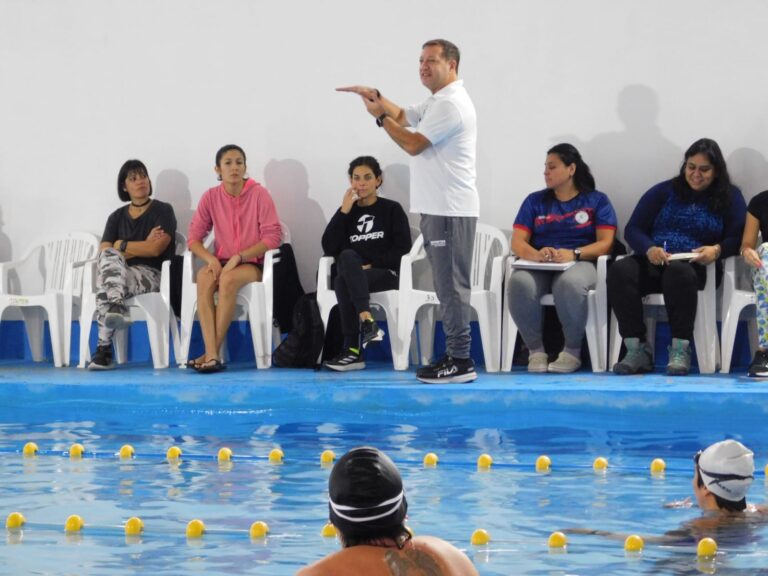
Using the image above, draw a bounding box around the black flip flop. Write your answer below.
[196,359,226,374]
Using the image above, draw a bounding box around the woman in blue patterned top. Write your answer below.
[508,143,617,373]
[608,138,746,376]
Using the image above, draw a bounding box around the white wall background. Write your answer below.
[2,0,768,290]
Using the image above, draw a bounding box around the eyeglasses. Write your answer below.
[685,163,713,175]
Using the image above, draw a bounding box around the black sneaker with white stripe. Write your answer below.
[360,319,384,349]
[324,348,365,371]
[416,355,477,384]
[87,344,115,371]
[749,349,768,377]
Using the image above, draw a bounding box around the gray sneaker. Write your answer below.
[666,338,691,376]
[548,351,582,373]
[527,352,549,373]
[613,338,653,375]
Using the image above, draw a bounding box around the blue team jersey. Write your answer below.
[513,189,617,250]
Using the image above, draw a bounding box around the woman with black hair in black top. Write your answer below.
[321,156,411,371]
[88,159,176,370]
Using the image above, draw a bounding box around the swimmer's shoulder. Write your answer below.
[295,536,479,576]
[295,546,397,576]
[408,535,480,575]
[294,548,360,576]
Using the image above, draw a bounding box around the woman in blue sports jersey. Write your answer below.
[608,138,746,376]
[508,143,617,373]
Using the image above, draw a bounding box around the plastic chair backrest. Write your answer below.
[471,224,508,290]
[43,233,99,294]
[279,220,291,245]
[174,232,187,256]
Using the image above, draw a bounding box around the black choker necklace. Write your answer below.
[131,198,151,208]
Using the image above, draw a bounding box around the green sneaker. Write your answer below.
[613,338,653,375]
[666,338,691,376]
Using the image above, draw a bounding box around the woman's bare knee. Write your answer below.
[219,268,261,297]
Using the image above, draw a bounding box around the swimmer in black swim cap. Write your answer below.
[328,446,410,548]
[298,446,479,576]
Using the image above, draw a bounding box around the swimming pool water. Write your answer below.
[1,365,767,575]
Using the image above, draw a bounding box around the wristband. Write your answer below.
[376,113,387,127]
[119,240,128,253]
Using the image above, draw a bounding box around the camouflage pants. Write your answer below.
[96,248,160,345]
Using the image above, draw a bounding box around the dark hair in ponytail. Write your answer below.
[547,143,596,193]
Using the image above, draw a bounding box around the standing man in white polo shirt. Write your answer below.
[338,39,479,384]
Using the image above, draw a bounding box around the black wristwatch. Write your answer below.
[119,240,128,253]
[574,248,582,261]
[376,113,387,127]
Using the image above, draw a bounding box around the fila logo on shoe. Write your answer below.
[437,365,458,378]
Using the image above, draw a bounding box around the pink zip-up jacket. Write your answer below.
[188,179,282,263]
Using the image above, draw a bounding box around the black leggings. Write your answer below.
[607,255,707,342]
[333,249,398,342]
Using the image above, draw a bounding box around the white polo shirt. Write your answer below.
[404,79,479,217]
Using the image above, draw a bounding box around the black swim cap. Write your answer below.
[328,447,408,536]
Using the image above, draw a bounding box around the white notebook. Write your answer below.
[667,252,698,261]
[510,259,575,271]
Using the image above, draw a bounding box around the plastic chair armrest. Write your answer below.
[318,256,334,292]
[262,248,280,288]
[0,245,44,293]
[181,250,196,283]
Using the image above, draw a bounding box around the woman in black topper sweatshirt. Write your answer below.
[321,156,412,371]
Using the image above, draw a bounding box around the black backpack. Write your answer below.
[271,243,304,333]
[273,293,324,369]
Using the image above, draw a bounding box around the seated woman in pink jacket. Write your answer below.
[187,144,282,373]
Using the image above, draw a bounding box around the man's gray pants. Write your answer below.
[420,214,477,360]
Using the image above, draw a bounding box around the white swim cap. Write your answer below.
[697,440,754,502]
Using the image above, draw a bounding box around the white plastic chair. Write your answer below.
[501,255,609,372]
[0,232,100,367]
[316,252,416,371]
[397,223,508,372]
[609,258,720,374]
[78,233,185,369]
[178,223,289,369]
[720,255,758,373]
